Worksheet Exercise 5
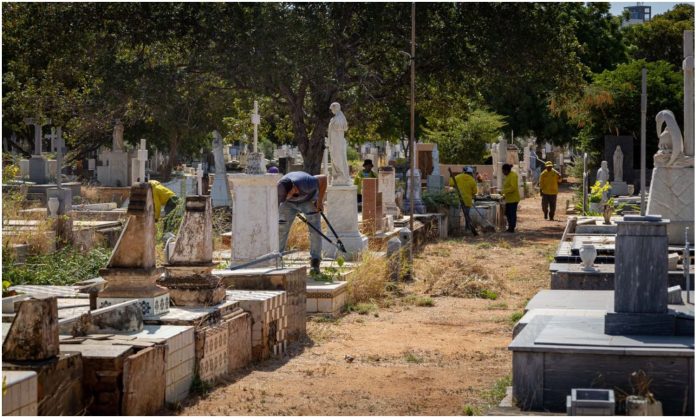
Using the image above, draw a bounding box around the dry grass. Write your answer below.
[285,219,311,251]
[346,251,389,304]
[2,188,57,255]
[414,242,506,299]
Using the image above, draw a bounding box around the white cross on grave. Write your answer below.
[52,127,65,188]
[251,101,260,153]
[196,163,204,195]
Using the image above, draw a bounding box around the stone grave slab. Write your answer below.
[570,235,615,255]
[122,344,166,415]
[143,300,239,327]
[226,310,252,373]
[549,262,695,290]
[2,297,60,361]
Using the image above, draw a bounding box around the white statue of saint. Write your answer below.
[113,119,124,151]
[212,130,226,175]
[613,145,624,182]
[654,109,694,168]
[328,102,351,186]
[597,160,610,185]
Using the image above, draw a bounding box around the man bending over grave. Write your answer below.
[277,171,325,274]
[149,180,179,221]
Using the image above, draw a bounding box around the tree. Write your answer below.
[425,109,507,164]
[623,4,695,67]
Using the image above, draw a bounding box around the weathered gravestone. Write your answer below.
[97,183,170,317]
[160,195,226,306]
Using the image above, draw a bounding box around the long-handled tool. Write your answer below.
[470,201,498,233]
[448,168,480,236]
[297,212,347,253]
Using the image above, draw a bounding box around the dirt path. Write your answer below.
[176,187,574,416]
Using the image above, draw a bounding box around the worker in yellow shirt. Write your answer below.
[501,164,520,233]
[449,166,479,236]
[149,180,179,221]
[539,161,562,221]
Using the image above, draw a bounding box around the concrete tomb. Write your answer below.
[361,177,383,234]
[378,166,400,217]
[130,138,148,184]
[402,168,426,214]
[96,120,130,187]
[160,195,226,306]
[24,117,49,184]
[97,182,170,318]
[323,184,369,259]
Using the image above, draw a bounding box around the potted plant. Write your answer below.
[588,181,611,214]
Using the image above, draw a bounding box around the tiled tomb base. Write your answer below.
[306,279,348,317]
[143,300,240,326]
[226,310,252,373]
[195,321,229,383]
[215,266,306,342]
[97,293,170,318]
[122,325,195,404]
[226,290,288,361]
[1,371,38,416]
[2,352,85,416]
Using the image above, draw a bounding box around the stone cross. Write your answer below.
[137,138,148,182]
[52,127,65,188]
[24,117,49,155]
[196,163,204,195]
[251,101,260,153]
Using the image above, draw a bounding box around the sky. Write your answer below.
[607,1,684,17]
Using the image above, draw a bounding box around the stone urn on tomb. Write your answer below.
[579,241,598,271]
[47,197,60,217]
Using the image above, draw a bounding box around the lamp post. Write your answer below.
[408,2,416,273]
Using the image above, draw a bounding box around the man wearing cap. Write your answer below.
[277,171,323,274]
[501,164,520,233]
[449,166,479,236]
[539,161,562,221]
[353,159,377,209]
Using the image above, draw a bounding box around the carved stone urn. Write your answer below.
[47,197,60,217]
[579,242,598,271]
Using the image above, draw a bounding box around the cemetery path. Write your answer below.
[175,186,575,416]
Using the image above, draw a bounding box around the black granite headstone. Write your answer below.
[603,135,634,184]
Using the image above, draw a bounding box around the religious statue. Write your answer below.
[654,109,694,168]
[328,102,351,186]
[113,119,125,151]
[212,130,226,175]
[612,145,624,182]
[596,160,610,185]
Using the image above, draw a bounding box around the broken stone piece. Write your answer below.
[2,296,60,361]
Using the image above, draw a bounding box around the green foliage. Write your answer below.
[346,147,360,162]
[403,351,423,364]
[310,255,345,283]
[589,181,611,203]
[404,294,434,307]
[478,289,498,300]
[623,4,694,67]
[346,302,378,315]
[422,190,459,212]
[463,405,482,416]
[510,311,524,324]
[2,246,111,286]
[189,374,212,397]
[425,110,507,164]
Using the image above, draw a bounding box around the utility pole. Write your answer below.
[640,68,647,215]
[408,2,416,272]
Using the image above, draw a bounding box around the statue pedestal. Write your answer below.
[229,174,281,266]
[211,172,231,207]
[610,181,628,196]
[646,166,694,244]
[403,169,426,214]
[323,185,368,260]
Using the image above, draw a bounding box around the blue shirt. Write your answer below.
[278,171,318,204]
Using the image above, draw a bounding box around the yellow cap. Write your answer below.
[545,161,553,167]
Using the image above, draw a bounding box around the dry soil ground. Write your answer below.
[175,186,575,416]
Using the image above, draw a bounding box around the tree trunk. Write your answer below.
[163,134,179,181]
[302,120,329,174]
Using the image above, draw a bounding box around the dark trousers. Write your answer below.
[541,193,557,220]
[164,196,179,217]
[505,202,518,232]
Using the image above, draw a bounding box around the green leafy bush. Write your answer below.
[2,246,111,286]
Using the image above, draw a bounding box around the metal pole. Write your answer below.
[582,152,588,215]
[640,68,647,215]
[685,227,691,304]
[408,2,415,271]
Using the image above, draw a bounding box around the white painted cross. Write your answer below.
[251,101,260,153]
[24,117,49,155]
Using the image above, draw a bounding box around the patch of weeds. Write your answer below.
[404,294,434,307]
[475,242,493,250]
[311,315,340,324]
[2,246,111,286]
[403,351,423,364]
[510,311,524,324]
[546,254,556,262]
[478,289,498,300]
[485,375,512,405]
[462,405,482,416]
[346,302,377,315]
[190,374,212,397]
[487,301,508,310]
[496,240,512,249]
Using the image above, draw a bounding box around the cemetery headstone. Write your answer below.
[378,166,400,217]
[361,177,383,234]
[24,117,49,184]
[97,183,170,318]
[210,130,232,207]
[403,168,426,214]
